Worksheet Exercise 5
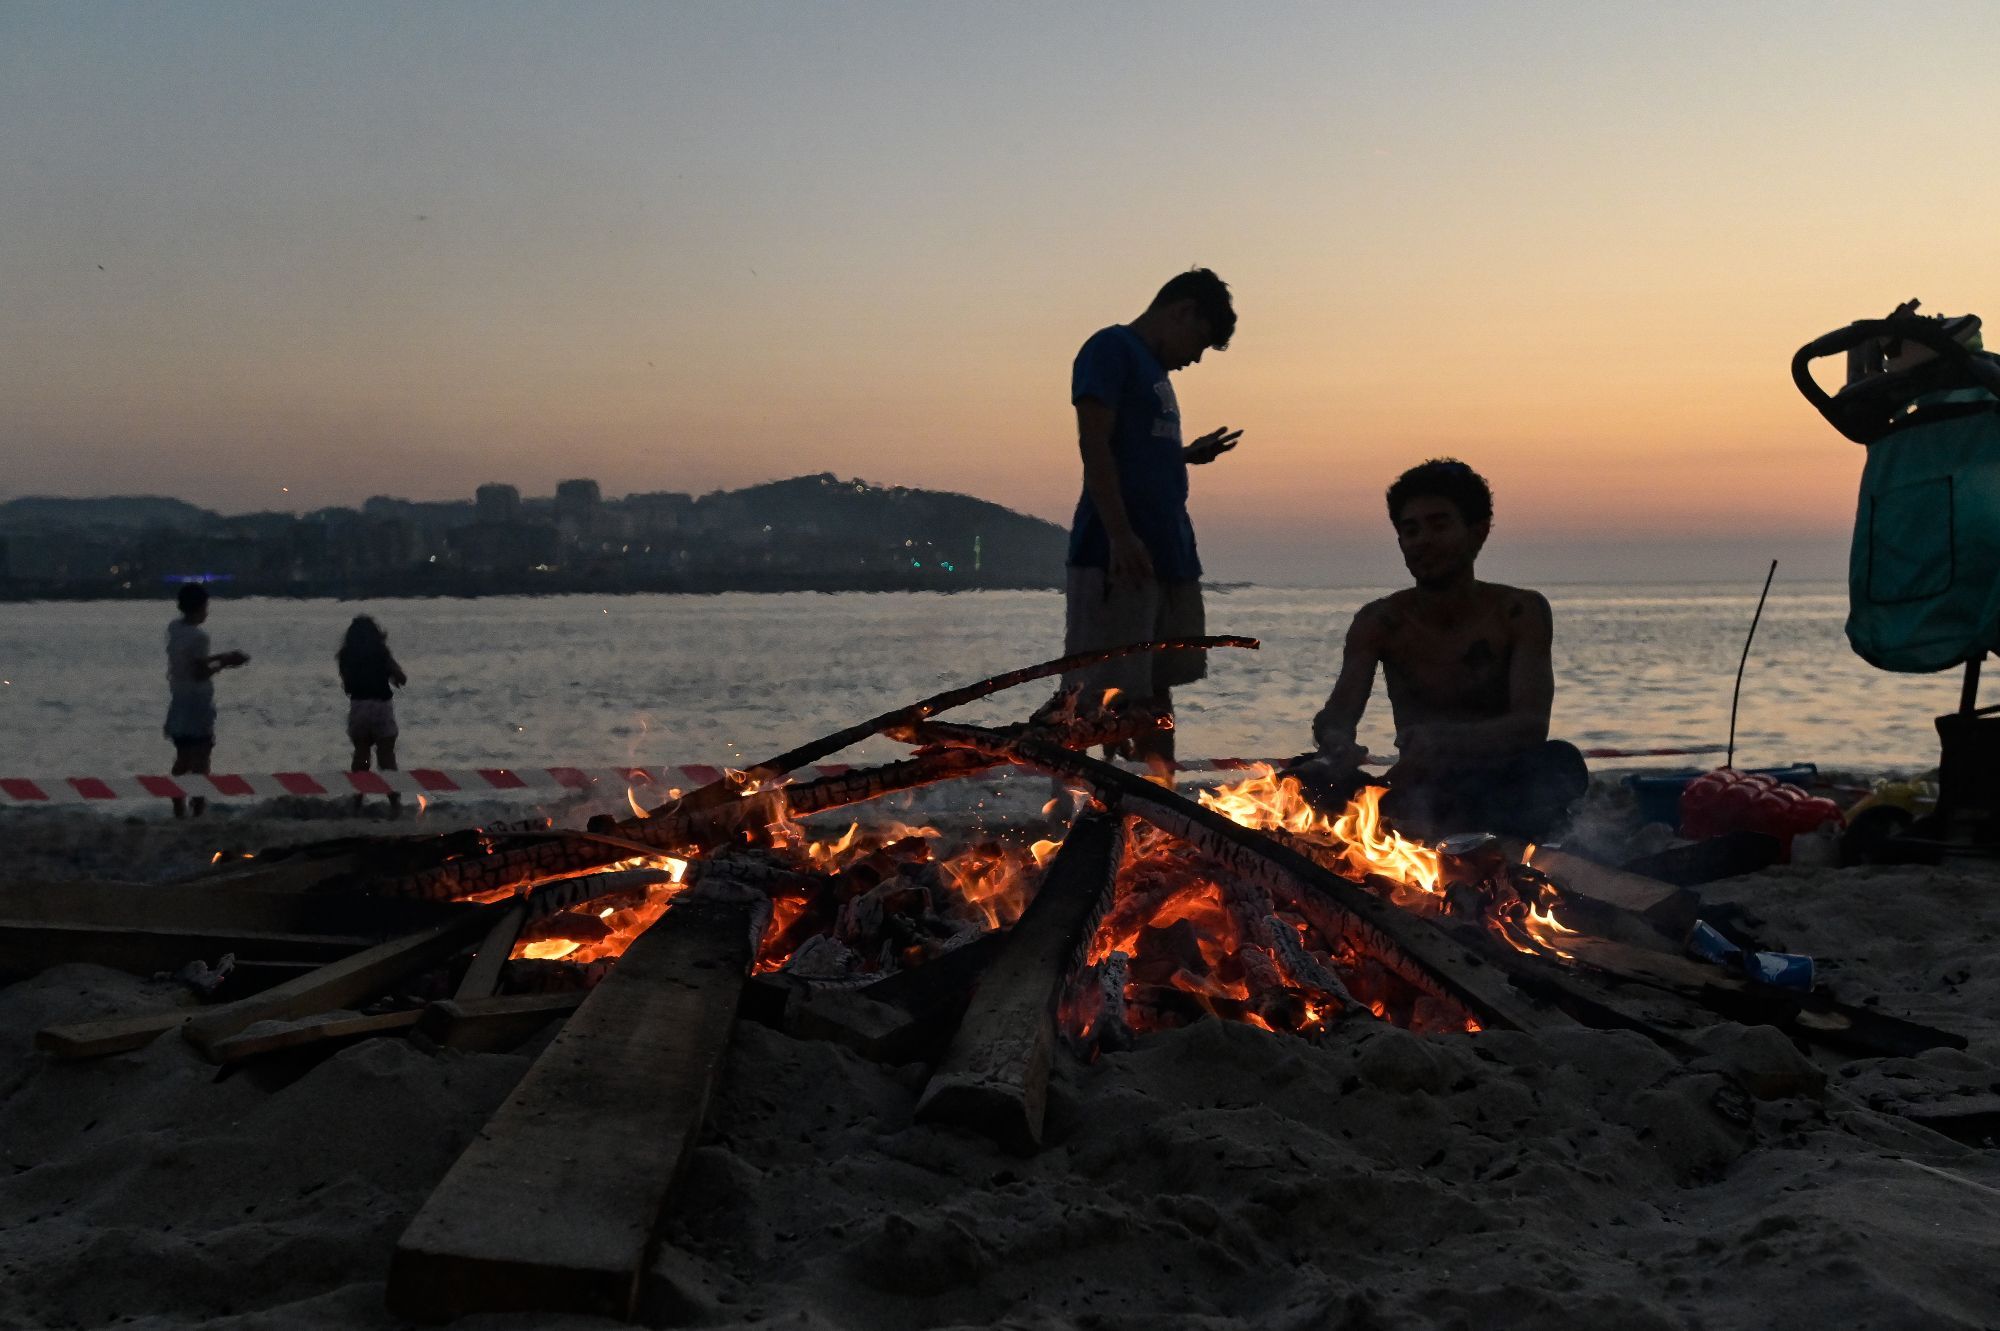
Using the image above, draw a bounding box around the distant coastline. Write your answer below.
[0,569,1064,603]
[0,473,1069,602]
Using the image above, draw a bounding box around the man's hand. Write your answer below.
[1108,532,1155,587]
[1183,427,1242,466]
[1384,725,1442,785]
[216,650,249,669]
[1310,710,1368,770]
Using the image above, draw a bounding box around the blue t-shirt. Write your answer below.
[1066,325,1201,581]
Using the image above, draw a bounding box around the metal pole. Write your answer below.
[1726,560,1779,770]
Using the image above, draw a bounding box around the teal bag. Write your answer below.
[1795,315,2000,673]
[1848,404,2000,671]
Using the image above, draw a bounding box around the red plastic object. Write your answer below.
[1678,768,1843,853]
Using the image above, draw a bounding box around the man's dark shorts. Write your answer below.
[1061,566,1206,702]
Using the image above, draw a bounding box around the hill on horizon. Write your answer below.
[0,495,218,534]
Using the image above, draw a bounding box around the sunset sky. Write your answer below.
[6,2,1998,584]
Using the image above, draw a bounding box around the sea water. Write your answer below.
[0,583,1966,778]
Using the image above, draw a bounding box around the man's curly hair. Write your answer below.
[1386,458,1493,527]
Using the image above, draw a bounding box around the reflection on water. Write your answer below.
[0,583,1965,776]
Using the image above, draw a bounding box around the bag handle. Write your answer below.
[1792,315,2000,444]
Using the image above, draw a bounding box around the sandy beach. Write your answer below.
[4,786,2000,1331]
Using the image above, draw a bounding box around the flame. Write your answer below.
[510,872,688,967]
[1518,899,1576,961]
[1030,838,1062,868]
[799,821,864,873]
[1197,766,1325,838]
[210,851,223,864]
[936,839,1040,930]
[521,939,582,961]
[627,787,650,819]
[1198,769,1447,906]
[1327,787,1445,905]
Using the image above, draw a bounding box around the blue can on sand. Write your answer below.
[1743,950,1816,991]
[1686,920,1741,965]
[1685,921,1816,991]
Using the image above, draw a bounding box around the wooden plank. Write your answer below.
[39,909,488,1061]
[386,894,759,1323]
[1618,831,1782,887]
[0,880,456,934]
[176,849,376,894]
[204,1009,423,1063]
[1560,935,1965,1058]
[178,909,495,1061]
[915,812,1124,1152]
[742,977,934,1064]
[37,1008,199,1059]
[453,904,528,1000]
[414,992,586,1052]
[1531,847,1685,915]
[0,921,372,982]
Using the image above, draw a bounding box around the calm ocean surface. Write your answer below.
[0,583,1967,779]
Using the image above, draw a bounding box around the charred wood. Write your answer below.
[660,635,1258,820]
[916,812,1125,1152]
[388,893,762,1323]
[1264,912,1361,1011]
[414,992,587,1053]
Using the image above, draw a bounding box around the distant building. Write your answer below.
[450,521,559,574]
[476,483,522,524]
[624,491,694,536]
[555,478,602,548]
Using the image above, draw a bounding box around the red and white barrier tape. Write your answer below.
[0,759,1295,805]
[0,765,747,805]
[0,746,1723,806]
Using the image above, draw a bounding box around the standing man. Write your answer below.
[1303,459,1587,839]
[1058,268,1241,775]
[164,582,249,818]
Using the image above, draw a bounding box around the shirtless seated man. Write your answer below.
[1302,458,1588,840]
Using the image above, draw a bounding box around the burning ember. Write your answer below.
[496,792,1054,988]
[750,811,1055,977]
[513,854,689,964]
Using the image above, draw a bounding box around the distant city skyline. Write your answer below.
[6,3,1994,584]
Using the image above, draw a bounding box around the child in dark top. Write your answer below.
[164,581,250,818]
[337,616,408,814]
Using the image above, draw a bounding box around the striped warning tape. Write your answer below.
[0,759,1281,805]
[0,766,736,805]
[0,747,1723,805]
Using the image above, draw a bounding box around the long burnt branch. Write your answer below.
[379,707,1162,902]
[628,636,1258,835]
[378,750,998,901]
